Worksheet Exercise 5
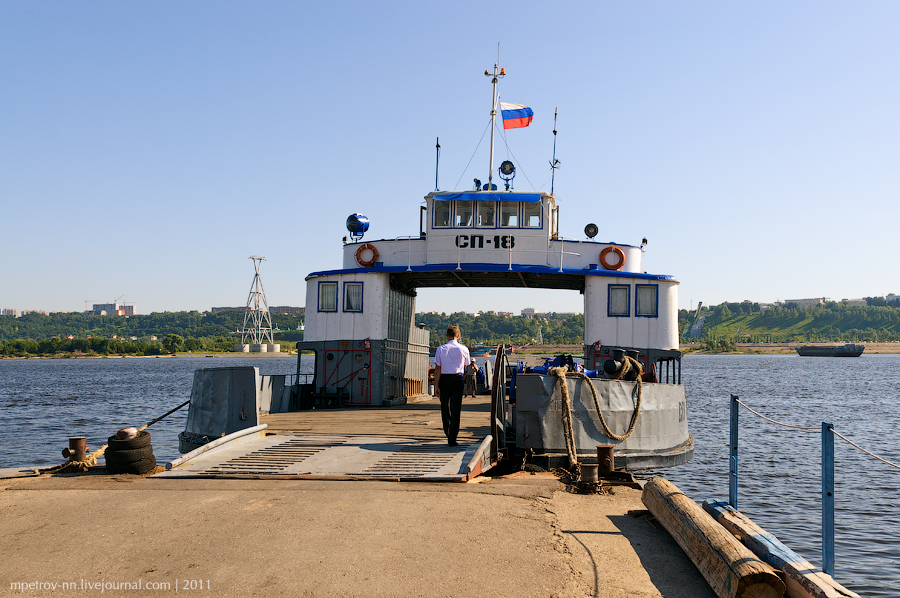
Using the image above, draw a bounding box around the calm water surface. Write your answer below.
[0,353,897,596]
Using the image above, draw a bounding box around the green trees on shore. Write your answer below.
[680,300,900,343]
[416,311,584,347]
[4,300,900,357]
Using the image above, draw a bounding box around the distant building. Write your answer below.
[210,306,246,313]
[784,298,828,308]
[211,305,303,316]
[21,310,48,316]
[89,302,135,316]
[0,308,18,317]
[521,307,536,318]
[887,294,899,304]
[269,306,304,315]
[840,298,867,306]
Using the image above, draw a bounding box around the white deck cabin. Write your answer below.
[304,190,679,353]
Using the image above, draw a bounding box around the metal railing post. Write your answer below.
[822,422,835,576]
[729,394,739,508]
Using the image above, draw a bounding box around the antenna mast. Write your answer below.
[435,137,440,192]
[485,63,504,190]
[240,256,274,345]
[550,108,560,195]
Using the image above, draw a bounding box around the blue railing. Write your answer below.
[728,394,899,577]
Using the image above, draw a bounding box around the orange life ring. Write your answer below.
[355,243,379,267]
[600,246,625,270]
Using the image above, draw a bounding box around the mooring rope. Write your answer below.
[36,398,191,475]
[591,356,643,441]
[735,398,819,430]
[830,430,900,470]
[735,397,900,470]
[549,358,643,469]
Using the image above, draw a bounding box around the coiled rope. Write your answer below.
[735,397,900,470]
[36,398,191,475]
[549,357,644,467]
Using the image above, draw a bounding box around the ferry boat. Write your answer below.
[289,65,692,470]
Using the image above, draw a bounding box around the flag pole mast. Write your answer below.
[486,64,504,190]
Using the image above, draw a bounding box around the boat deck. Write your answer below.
[153,394,495,482]
[263,393,491,439]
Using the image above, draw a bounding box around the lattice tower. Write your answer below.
[241,256,274,345]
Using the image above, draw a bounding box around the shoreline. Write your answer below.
[0,351,298,360]
[5,341,900,359]
[682,341,900,354]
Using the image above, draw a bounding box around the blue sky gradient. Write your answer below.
[2,2,899,315]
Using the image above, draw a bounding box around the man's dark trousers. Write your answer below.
[438,374,465,443]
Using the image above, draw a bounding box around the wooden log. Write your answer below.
[642,478,786,598]
[703,501,859,598]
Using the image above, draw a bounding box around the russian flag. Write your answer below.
[500,102,533,129]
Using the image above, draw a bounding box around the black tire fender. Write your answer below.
[106,456,157,475]
[107,431,152,451]
[104,445,155,465]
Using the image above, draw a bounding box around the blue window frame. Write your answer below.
[636,284,659,317]
[499,201,519,227]
[454,201,474,227]
[476,200,496,228]
[318,281,337,312]
[343,281,364,313]
[431,195,544,230]
[433,200,451,228]
[608,284,630,317]
[522,202,541,228]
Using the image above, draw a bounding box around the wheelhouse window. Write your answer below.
[608,284,630,317]
[499,201,518,227]
[318,281,337,312]
[454,201,474,227]
[523,202,541,228]
[433,200,451,228]
[476,200,496,227]
[636,285,658,317]
[344,282,363,312]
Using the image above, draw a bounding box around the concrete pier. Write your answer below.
[1,475,714,597]
[0,393,716,597]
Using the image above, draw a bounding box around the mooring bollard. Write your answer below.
[61,436,87,462]
[597,444,614,476]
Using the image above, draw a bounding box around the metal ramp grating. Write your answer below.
[154,433,494,481]
[200,437,346,476]
[355,443,459,478]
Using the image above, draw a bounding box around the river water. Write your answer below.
[0,353,897,596]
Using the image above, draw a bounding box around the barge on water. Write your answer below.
[795,343,865,357]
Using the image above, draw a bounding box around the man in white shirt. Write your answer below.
[433,325,470,447]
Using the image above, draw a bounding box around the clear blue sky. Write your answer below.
[3,2,899,316]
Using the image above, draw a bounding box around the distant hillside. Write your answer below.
[4,300,899,353]
[680,300,900,343]
[0,310,305,343]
